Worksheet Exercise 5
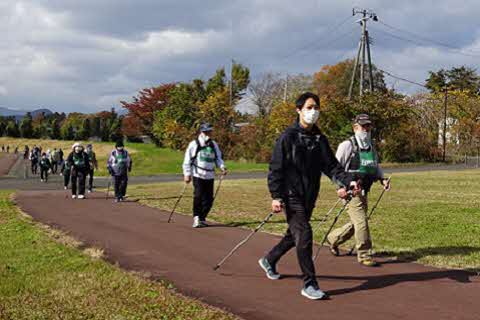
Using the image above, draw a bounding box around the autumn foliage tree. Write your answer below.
[121,83,175,141]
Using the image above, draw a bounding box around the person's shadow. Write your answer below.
[321,267,475,296]
[283,245,479,296]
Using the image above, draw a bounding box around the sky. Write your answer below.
[1,0,479,113]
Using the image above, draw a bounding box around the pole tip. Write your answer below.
[213,265,219,271]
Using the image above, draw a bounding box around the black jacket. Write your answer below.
[67,151,91,173]
[268,121,352,209]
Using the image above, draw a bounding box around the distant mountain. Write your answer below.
[0,107,53,121]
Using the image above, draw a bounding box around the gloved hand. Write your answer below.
[108,167,114,176]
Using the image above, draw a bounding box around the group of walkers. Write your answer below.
[26,145,65,182]
[1,145,18,154]
[182,92,391,300]
[26,141,132,202]
[21,91,390,301]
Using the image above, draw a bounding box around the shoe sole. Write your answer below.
[258,259,280,280]
[301,290,327,300]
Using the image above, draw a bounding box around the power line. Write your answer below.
[290,26,358,61]
[372,25,480,58]
[378,68,427,88]
[277,14,355,62]
[377,20,480,55]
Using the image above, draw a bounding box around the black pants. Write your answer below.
[71,170,86,196]
[40,168,48,181]
[193,177,214,221]
[31,161,38,174]
[265,197,317,288]
[64,170,70,188]
[87,169,95,190]
[113,175,128,198]
[52,161,58,174]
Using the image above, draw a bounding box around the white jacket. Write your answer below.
[183,135,225,180]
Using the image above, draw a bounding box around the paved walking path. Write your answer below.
[14,190,480,320]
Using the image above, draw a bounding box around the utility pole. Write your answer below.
[283,74,288,102]
[229,59,234,107]
[348,8,378,100]
[442,86,448,162]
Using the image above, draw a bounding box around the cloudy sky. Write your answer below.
[1,0,479,113]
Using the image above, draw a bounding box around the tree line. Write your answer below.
[0,108,123,142]
[1,60,479,163]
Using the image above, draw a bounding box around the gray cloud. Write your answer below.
[0,0,479,113]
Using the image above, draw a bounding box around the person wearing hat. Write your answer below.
[67,142,91,199]
[107,140,132,202]
[257,92,359,300]
[85,144,98,193]
[182,122,227,228]
[327,113,391,267]
[39,152,52,182]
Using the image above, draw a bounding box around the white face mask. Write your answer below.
[302,109,319,125]
[74,147,82,153]
[116,147,124,152]
[355,130,372,149]
[200,132,210,141]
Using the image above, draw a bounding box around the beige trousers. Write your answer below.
[327,195,372,261]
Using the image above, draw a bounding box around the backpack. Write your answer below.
[190,138,218,172]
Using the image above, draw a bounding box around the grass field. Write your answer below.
[0,190,236,319]
[0,137,267,176]
[127,169,480,271]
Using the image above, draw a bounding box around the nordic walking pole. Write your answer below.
[313,193,353,262]
[167,183,188,223]
[213,211,275,271]
[312,198,342,234]
[106,178,111,200]
[347,176,391,255]
[213,173,224,201]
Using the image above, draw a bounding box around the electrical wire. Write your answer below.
[378,68,428,88]
[372,25,480,58]
[378,20,480,55]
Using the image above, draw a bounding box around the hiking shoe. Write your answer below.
[64,186,68,190]
[115,198,121,203]
[359,258,379,267]
[78,194,85,199]
[301,285,327,300]
[72,195,77,199]
[192,216,201,228]
[199,220,208,227]
[258,257,280,280]
[329,245,339,256]
[87,189,92,193]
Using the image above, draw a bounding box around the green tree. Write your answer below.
[78,118,91,140]
[6,121,20,137]
[426,66,480,94]
[19,112,34,138]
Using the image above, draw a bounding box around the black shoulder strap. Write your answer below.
[192,138,202,163]
[345,137,358,172]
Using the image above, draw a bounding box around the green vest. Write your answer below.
[114,151,127,170]
[73,153,86,168]
[358,149,378,175]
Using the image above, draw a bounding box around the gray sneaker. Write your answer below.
[258,257,280,280]
[301,285,327,300]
